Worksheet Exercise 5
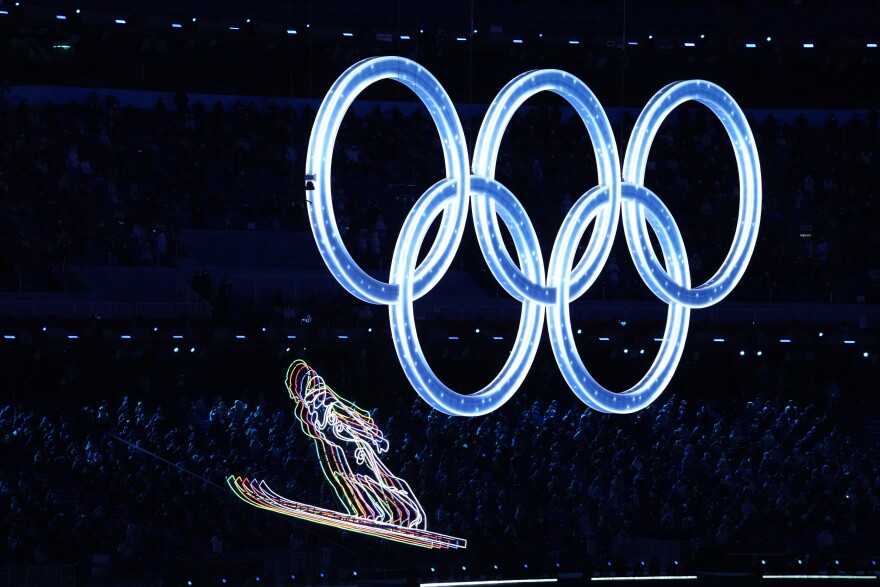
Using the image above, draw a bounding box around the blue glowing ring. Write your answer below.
[547,183,691,414]
[389,177,546,416]
[305,57,470,304]
[472,70,620,304]
[621,80,762,308]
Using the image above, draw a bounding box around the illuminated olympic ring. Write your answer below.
[305,56,761,416]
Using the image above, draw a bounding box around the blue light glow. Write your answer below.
[305,56,761,416]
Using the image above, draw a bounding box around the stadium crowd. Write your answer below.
[0,86,879,303]
[1,369,878,572]
[1,72,879,581]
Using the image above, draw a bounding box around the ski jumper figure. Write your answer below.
[286,360,427,529]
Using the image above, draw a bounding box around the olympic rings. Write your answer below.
[304,56,762,416]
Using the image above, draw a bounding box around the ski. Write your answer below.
[227,476,467,550]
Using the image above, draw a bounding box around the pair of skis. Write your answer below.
[227,476,466,549]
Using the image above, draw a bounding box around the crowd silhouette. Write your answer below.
[1,87,878,304]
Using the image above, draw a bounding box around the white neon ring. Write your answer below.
[547,183,691,414]
[305,56,470,304]
[471,69,620,304]
[389,176,546,416]
[622,80,762,308]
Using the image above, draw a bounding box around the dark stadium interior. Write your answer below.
[1,1,880,586]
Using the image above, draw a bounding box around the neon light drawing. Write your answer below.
[305,57,761,416]
[228,360,466,549]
